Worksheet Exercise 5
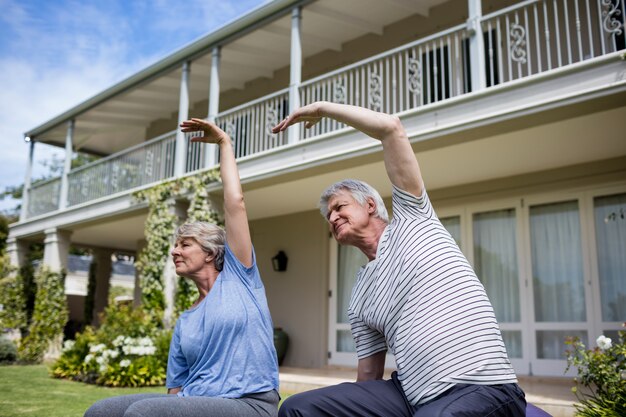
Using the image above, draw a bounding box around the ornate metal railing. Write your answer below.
[27,177,61,218]
[214,89,290,159]
[66,131,177,206]
[298,24,471,139]
[481,0,625,86]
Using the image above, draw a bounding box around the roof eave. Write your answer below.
[25,0,303,139]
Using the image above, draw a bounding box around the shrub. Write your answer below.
[566,326,626,417]
[52,304,171,387]
[0,335,17,364]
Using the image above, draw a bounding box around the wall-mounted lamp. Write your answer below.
[272,250,288,272]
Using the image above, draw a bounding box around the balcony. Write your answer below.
[24,0,626,219]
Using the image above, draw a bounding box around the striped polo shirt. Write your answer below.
[348,186,517,406]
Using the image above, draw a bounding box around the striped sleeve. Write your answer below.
[391,185,434,221]
[349,311,387,359]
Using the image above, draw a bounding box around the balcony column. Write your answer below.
[204,47,221,169]
[19,140,35,221]
[174,61,191,177]
[6,236,29,268]
[288,6,302,144]
[92,248,113,325]
[43,228,72,272]
[59,120,74,210]
[163,200,187,329]
[467,0,486,91]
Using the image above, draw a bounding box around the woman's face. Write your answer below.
[171,237,210,277]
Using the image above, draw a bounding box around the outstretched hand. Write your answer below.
[271,102,324,133]
[180,118,229,145]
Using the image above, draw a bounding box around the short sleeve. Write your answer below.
[166,321,188,389]
[222,243,263,289]
[391,185,434,222]
[349,312,387,359]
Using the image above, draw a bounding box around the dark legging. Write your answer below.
[278,373,526,417]
[84,389,279,417]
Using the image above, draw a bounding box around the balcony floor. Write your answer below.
[278,366,577,417]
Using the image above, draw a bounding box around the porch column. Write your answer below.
[19,140,35,221]
[58,120,74,210]
[288,6,302,145]
[204,47,221,169]
[174,61,191,177]
[92,248,113,325]
[133,239,147,308]
[43,228,72,272]
[6,236,29,268]
[163,200,187,329]
[467,0,486,91]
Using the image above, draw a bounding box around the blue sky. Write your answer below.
[0,0,266,214]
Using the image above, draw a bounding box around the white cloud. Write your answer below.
[0,0,264,214]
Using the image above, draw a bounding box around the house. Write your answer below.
[6,0,626,378]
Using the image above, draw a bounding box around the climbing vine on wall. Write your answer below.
[18,266,68,363]
[133,169,223,324]
[0,254,26,330]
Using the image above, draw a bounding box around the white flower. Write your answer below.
[103,349,119,359]
[119,359,131,368]
[95,356,107,365]
[113,336,126,347]
[84,354,94,364]
[596,335,612,351]
[89,343,107,353]
[62,340,75,352]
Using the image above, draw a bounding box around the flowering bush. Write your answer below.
[566,326,626,417]
[52,304,171,387]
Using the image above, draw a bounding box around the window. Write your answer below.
[594,193,626,322]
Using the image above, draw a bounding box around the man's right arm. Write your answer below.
[273,101,424,198]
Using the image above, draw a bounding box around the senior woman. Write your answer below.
[84,119,279,417]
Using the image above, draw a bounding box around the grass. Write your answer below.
[0,364,166,417]
[0,364,291,417]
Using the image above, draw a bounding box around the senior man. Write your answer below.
[272,102,526,417]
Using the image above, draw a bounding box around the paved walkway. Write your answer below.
[279,367,578,417]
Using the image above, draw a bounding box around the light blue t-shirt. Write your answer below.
[166,243,279,397]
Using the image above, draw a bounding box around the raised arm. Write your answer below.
[180,119,252,267]
[273,101,424,197]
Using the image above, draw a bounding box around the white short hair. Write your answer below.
[318,179,389,223]
[175,222,225,271]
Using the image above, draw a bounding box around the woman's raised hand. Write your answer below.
[272,102,325,133]
[180,118,229,145]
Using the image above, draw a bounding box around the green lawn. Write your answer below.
[0,364,291,417]
[0,364,166,417]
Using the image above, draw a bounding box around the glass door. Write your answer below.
[525,199,590,376]
[328,238,395,367]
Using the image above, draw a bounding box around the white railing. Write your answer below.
[481,0,625,85]
[298,24,471,139]
[27,177,61,218]
[67,131,177,206]
[214,89,289,159]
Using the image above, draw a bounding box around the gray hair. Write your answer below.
[174,222,226,271]
[318,179,389,223]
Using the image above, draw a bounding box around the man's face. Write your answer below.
[326,190,374,244]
